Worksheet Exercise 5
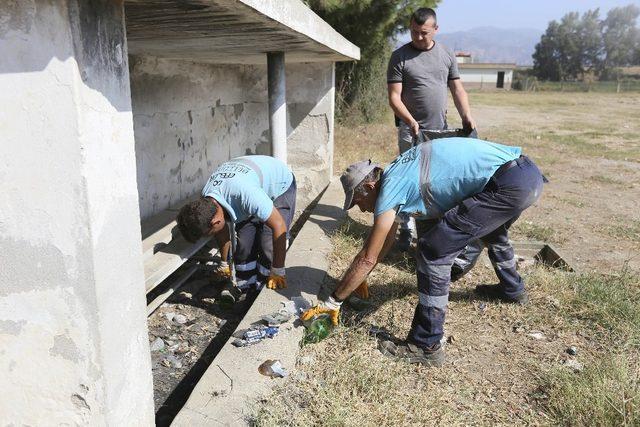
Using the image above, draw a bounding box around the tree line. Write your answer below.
[304,0,440,123]
[533,4,640,81]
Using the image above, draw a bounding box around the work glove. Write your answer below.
[212,261,232,280]
[266,266,287,290]
[301,296,342,326]
[353,280,369,299]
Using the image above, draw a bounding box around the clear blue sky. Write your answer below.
[434,0,639,32]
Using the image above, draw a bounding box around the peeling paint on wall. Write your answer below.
[0,319,26,335]
[130,57,335,220]
[49,334,81,362]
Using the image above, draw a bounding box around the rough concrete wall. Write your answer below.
[130,58,335,220]
[130,57,271,219]
[286,62,335,209]
[0,1,154,425]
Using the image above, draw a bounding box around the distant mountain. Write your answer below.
[396,27,543,66]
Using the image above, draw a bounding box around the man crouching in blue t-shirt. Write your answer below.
[302,138,544,366]
[176,155,296,293]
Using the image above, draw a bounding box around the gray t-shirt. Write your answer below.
[387,41,460,130]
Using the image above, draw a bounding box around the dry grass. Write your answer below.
[252,91,640,425]
[333,91,640,271]
[253,218,640,426]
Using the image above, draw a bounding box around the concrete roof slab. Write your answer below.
[125,0,360,64]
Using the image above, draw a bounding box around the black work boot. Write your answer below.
[450,263,465,282]
[219,281,242,305]
[378,340,445,367]
[474,284,529,305]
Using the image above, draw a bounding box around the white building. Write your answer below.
[456,53,516,90]
[0,0,358,424]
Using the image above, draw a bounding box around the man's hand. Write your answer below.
[462,115,476,132]
[266,266,287,289]
[448,79,475,134]
[301,296,342,326]
[410,120,420,137]
[212,261,232,281]
[353,280,369,299]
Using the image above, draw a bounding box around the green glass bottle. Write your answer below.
[303,313,333,343]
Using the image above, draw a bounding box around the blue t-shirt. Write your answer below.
[201,155,293,223]
[375,138,522,219]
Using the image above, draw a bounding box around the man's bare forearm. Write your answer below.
[334,251,376,300]
[377,222,398,263]
[450,84,473,125]
[390,97,416,127]
[453,92,471,120]
[271,229,287,270]
[215,230,231,262]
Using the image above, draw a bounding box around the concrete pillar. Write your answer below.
[0,1,154,424]
[267,52,287,164]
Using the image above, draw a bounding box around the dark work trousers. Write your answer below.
[410,157,544,348]
[400,123,485,274]
[233,177,297,290]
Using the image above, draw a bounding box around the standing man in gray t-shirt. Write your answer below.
[387,7,476,250]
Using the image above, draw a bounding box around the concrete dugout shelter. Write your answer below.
[456,54,516,90]
[0,0,359,424]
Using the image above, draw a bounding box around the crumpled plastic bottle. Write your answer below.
[302,313,333,343]
[258,359,288,378]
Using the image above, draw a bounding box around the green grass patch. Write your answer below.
[545,132,640,162]
[566,270,640,340]
[543,354,640,426]
[512,221,557,242]
[556,196,587,208]
[526,267,640,343]
[531,80,640,93]
[590,175,624,185]
[605,219,640,244]
[529,268,640,425]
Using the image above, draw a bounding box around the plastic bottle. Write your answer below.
[303,313,333,343]
[258,359,288,378]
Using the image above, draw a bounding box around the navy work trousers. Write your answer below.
[234,177,296,290]
[409,156,544,348]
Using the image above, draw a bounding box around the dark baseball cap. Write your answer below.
[340,159,380,211]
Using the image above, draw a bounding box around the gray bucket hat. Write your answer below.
[340,159,380,211]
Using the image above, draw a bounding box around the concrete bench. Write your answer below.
[171,180,345,426]
[141,202,213,295]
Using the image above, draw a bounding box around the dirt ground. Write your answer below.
[253,91,640,425]
[470,92,640,273]
[332,91,640,273]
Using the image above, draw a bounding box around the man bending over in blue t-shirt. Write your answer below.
[302,138,544,366]
[177,155,296,292]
